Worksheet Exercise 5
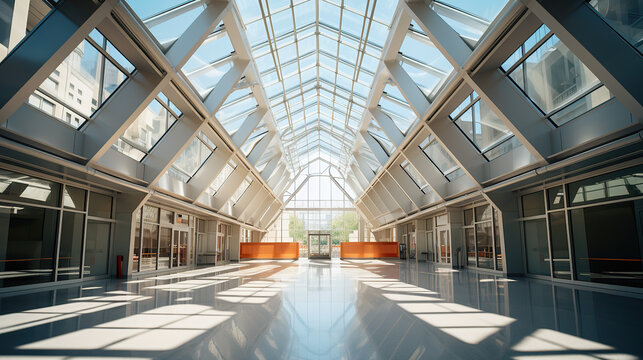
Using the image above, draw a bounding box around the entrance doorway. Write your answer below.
[217,223,231,264]
[172,230,190,267]
[308,232,331,259]
[437,227,451,264]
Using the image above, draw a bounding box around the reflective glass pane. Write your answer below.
[524,219,550,276]
[231,177,252,203]
[127,0,206,49]
[509,33,602,114]
[418,134,463,180]
[207,160,237,196]
[63,186,86,210]
[432,0,509,44]
[170,134,215,180]
[57,212,85,281]
[453,98,514,154]
[85,220,110,276]
[89,192,113,218]
[28,38,129,129]
[522,191,545,217]
[0,169,61,207]
[549,211,571,279]
[589,0,643,54]
[0,203,58,287]
[115,96,178,161]
[401,160,429,193]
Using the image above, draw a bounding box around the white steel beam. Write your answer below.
[247,131,275,166]
[203,59,250,114]
[165,0,231,69]
[361,132,389,166]
[231,108,268,147]
[370,107,405,147]
[233,178,263,218]
[385,60,430,118]
[261,154,281,180]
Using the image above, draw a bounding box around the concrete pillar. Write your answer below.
[113,191,150,277]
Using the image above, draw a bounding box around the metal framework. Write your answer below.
[0,0,641,253]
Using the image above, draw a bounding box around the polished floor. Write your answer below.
[0,259,641,359]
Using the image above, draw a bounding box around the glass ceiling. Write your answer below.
[236,0,396,174]
[124,0,510,188]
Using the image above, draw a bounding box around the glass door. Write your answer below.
[438,228,451,264]
[426,231,434,262]
[178,231,188,267]
[309,234,319,257]
[308,233,330,259]
[172,230,179,267]
[216,223,230,264]
[172,230,188,267]
[319,234,330,256]
[409,231,416,260]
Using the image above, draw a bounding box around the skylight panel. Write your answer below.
[127,0,207,49]
[240,0,395,175]
[181,26,235,98]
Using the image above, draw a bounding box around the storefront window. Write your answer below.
[549,211,571,279]
[89,192,112,218]
[141,223,158,271]
[63,186,86,210]
[570,201,642,288]
[521,165,643,288]
[524,219,550,276]
[57,212,85,281]
[0,202,58,287]
[133,209,141,272]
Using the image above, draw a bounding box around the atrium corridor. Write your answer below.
[0,260,641,359]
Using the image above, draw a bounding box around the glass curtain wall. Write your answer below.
[0,169,114,287]
[263,160,362,253]
[519,165,643,288]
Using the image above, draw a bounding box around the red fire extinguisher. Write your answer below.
[117,255,123,278]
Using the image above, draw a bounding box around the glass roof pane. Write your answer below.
[378,95,416,134]
[401,159,429,193]
[126,0,206,49]
[114,94,178,161]
[450,94,520,159]
[430,0,509,45]
[419,134,463,180]
[181,27,235,98]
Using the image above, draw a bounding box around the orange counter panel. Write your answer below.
[240,242,299,259]
[340,242,399,259]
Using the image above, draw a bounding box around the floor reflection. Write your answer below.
[0,260,640,359]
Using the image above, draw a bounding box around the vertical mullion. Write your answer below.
[53,184,66,282]
[563,184,575,281]
[544,190,554,279]
[79,190,89,279]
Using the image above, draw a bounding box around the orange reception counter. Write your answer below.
[340,242,400,259]
[240,242,299,259]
